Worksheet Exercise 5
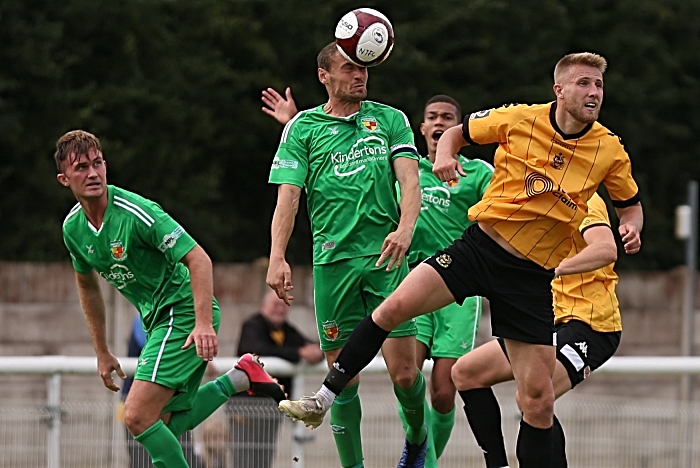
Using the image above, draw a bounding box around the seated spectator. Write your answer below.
[228,290,324,468]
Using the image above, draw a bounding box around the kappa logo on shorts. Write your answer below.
[435,253,452,268]
[323,320,339,341]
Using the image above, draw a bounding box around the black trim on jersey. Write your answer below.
[549,102,593,140]
[611,192,641,208]
[461,115,479,146]
[580,222,612,236]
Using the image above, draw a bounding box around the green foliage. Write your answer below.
[0,0,698,268]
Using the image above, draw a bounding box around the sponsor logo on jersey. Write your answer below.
[551,153,565,170]
[524,173,577,211]
[271,156,299,170]
[331,135,388,177]
[322,241,336,251]
[435,254,452,268]
[323,320,339,341]
[361,117,378,131]
[158,226,185,252]
[422,186,451,213]
[139,357,149,366]
[110,240,127,261]
[330,126,339,135]
[100,264,136,290]
[86,245,94,254]
[469,109,492,120]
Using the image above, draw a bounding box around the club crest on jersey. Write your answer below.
[551,153,565,170]
[110,240,127,261]
[323,320,339,341]
[447,178,460,188]
[361,117,378,132]
[435,254,452,268]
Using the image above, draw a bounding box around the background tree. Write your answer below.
[1,0,698,269]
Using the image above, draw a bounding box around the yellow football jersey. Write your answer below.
[464,103,639,269]
[552,193,621,332]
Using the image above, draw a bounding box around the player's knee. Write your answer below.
[518,389,554,421]
[373,295,408,330]
[390,366,418,390]
[431,388,456,414]
[450,361,481,390]
[124,404,158,436]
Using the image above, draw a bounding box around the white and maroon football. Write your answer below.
[334,8,394,67]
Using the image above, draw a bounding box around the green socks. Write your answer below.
[399,398,438,467]
[330,383,364,467]
[134,419,189,468]
[166,377,233,437]
[431,406,456,458]
[394,371,428,445]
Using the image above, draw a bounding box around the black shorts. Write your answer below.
[424,224,556,345]
[498,320,621,388]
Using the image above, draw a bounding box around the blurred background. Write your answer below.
[1,0,699,269]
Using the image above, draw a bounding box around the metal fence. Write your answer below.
[2,356,700,468]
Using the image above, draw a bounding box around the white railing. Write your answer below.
[3,356,700,468]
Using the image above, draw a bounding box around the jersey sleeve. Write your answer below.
[463,104,529,146]
[63,232,92,274]
[579,193,612,233]
[268,113,310,187]
[388,108,419,162]
[602,141,640,208]
[138,203,198,264]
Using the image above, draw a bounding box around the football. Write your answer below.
[334,8,394,67]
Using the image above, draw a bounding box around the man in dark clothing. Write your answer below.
[229,291,324,467]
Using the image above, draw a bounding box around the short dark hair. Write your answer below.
[424,95,462,121]
[317,42,339,71]
[54,130,102,172]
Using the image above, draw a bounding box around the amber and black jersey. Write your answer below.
[464,102,639,269]
[552,193,620,332]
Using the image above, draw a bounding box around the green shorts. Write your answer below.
[135,303,221,413]
[416,295,482,359]
[313,255,416,351]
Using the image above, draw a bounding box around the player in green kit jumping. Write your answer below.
[399,95,494,466]
[261,89,493,467]
[55,130,285,468]
[265,43,426,468]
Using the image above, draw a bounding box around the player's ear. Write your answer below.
[419,122,426,136]
[57,173,69,187]
[553,83,564,99]
[318,68,328,85]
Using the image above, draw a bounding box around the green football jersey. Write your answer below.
[62,185,212,331]
[406,155,494,266]
[269,100,419,265]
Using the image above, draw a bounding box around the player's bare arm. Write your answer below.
[377,157,420,271]
[433,125,468,182]
[180,245,218,361]
[615,202,643,254]
[267,184,302,305]
[262,87,298,125]
[75,270,127,392]
[554,225,618,277]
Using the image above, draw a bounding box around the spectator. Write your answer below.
[228,290,323,468]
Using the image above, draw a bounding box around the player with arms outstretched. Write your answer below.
[56,130,285,468]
